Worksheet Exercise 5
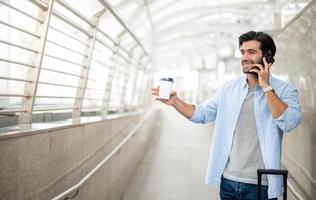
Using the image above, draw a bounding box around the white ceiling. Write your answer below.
[96,0,310,69]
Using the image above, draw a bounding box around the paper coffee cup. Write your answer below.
[159,78,174,99]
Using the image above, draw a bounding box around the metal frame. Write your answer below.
[28,0,49,11]
[49,25,89,47]
[46,39,88,57]
[0,39,38,53]
[100,43,120,116]
[1,0,154,125]
[119,47,135,113]
[0,0,44,23]
[19,0,55,124]
[0,19,41,38]
[72,18,99,118]
[52,10,92,37]
[0,57,35,68]
[97,0,152,63]
[55,0,96,28]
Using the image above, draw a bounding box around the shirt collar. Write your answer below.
[241,74,275,91]
[241,74,248,89]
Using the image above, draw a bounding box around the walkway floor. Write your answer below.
[123,106,220,200]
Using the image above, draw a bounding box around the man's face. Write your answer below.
[240,40,263,74]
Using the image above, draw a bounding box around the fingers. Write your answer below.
[249,68,260,74]
[151,86,159,91]
[170,91,177,96]
[151,87,159,96]
[252,64,264,71]
[262,57,273,71]
[262,57,269,71]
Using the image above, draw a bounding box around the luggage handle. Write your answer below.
[257,169,288,200]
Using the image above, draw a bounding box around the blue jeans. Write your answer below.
[220,177,277,200]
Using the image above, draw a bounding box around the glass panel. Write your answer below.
[0,0,41,112]
[108,66,126,112]
[36,83,77,97]
[34,6,90,111]
[99,14,125,39]
[0,97,22,109]
[124,68,137,109]
[54,2,91,31]
[0,1,41,34]
[82,31,113,111]
[132,71,144,106]
[63,0,103,19]
[49,16,89,44]
[34,97,74,108]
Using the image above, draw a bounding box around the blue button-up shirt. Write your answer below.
[190,74,301,198]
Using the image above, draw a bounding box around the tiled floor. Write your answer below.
[123,106,220,200]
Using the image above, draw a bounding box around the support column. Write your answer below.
[19,0,55,124]
[120,46,137,113]
[72,18,99,118]
[100,43,120,117]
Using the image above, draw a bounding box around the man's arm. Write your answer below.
[172,96,195,119]
[264,90,288,119]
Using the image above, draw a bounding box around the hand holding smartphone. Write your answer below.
[261,51,275,66]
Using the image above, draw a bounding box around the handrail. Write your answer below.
[51,108,154,200]
[33,106,75,112]
[0,108,26,115]
[287,180,305,200]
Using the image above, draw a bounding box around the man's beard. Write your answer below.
[242,60,259,78]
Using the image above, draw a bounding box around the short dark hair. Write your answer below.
[238,31,276,57]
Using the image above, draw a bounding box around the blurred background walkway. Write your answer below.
[123,106,219,200]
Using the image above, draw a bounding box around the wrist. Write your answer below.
[172,95,181,107]
[262,85,274,93]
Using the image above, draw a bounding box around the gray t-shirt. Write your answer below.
[223,86,268,185]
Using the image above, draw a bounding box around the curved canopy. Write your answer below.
[95,0,309,69]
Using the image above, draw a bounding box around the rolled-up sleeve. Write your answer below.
[190,91,219,124]
[274,87,302,132]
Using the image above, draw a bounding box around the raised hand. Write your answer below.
[250,57,272,88]
[151,87,178,106]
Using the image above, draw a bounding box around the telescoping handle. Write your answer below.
[257,169,288,200]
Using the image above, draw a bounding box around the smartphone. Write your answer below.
[250,51,275,78]
[260,51,275,66]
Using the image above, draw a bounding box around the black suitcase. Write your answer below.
[257,169,288,200]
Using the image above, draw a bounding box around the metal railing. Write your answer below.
[51,108,154,200]
[97,0,152,63]
[0,0,44,23]
[0,39,38,53]
[0,0,151,121]
[49,25,90,47]
[0,57,36,68]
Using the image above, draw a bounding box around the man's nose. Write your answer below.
[242,52,249,60]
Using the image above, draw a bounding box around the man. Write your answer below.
[151,31,301,200]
